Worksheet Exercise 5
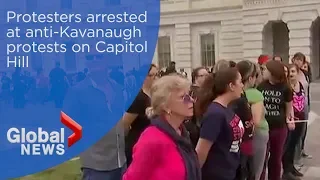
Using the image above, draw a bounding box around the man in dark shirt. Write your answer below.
[164,61,177,75]
[122,64,157,166]
[49,62,68,108]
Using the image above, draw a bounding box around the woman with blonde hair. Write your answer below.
[123,75,201,180]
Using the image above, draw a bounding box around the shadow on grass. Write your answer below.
[13,159,81,180]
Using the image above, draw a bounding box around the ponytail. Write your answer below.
[194,67,240,117]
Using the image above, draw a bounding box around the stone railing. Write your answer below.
[243,0,299,7]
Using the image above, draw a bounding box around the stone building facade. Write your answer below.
[154,0,320,78]
[2,0,320,78]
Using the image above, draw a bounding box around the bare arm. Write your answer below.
[122,112,138,133]
[285,101,295,130]
[251,102,264,126]
[196,138,213,168]
[285,101,293,120]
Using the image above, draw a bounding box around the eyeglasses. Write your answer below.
[183,91,197,103]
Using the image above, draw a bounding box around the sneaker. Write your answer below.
[282,172,301,180]
[292,167,304,177]
[294,159,304,168]
[302,152,312,159]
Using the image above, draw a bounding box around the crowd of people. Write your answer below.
[71,51,313,180]
[122,52,313,180]
[0,62,80,108]
[0,61,137,109]
[2,51,312,180]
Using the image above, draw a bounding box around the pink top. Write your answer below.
[122,126,186,180]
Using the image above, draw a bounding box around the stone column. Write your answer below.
[242,13,267,62]
[287,20,313,62]
[174,23,192,78]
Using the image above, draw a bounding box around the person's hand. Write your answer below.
[287,117,295,131]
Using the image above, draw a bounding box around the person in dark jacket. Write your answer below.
[184,67,209,147]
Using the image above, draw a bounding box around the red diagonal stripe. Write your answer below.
[60,111,82,147]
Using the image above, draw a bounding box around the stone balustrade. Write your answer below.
[243,0,299,7]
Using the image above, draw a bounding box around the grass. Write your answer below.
[13,159,81,180]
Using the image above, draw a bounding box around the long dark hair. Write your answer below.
[292,52,306,64]
[236,60,258,85]
[191,67,207,84]
[265,60,287,84]
[195,67,239,117]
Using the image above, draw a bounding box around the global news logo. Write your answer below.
[6,112,82,156]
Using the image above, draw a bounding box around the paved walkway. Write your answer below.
[299,116,320,180]
[300,82,320,180]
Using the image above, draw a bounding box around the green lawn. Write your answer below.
[14,159,81,180]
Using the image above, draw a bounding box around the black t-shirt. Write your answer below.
[257,81,293,129]
[230,93,253,142]
[125,90,150,156]
[200,102,244,180]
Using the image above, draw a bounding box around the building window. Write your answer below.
[61,0,72,9]
[26,0,37,12]
[157,36,171,68]
[64,42,76,71]
[200,34,215,67]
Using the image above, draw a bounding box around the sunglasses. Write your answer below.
[182,91,196,103]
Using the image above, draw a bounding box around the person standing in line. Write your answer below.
[257,60,295,180]
[246,63,269,180]
[292,52,312,159]
[122,64,158,166]
[195,67,244,180]
[123,75,201,180]
[232,60,260,180]
[184,67,209,147]
[282,64,305,180]
[257,55,269,66]
[191,67,209,90]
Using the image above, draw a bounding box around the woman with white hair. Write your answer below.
[123,75,201,180]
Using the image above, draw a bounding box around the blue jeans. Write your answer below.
[82,167,124,180]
